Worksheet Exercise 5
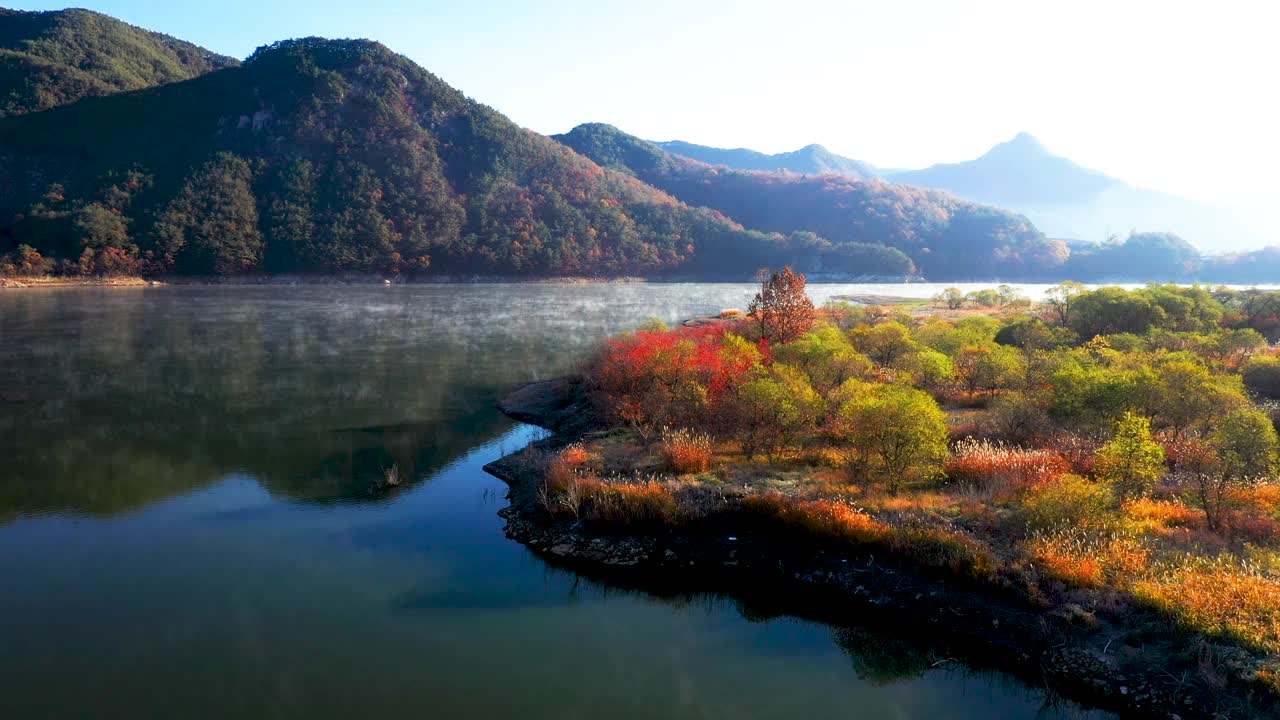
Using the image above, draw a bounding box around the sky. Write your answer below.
[10,0,1279,208]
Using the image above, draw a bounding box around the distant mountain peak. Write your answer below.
[887,131,1114,207]
[653,139,876,179]
[987,132,1050,158]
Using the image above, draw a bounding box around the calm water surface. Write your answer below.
[0,284,1110,719]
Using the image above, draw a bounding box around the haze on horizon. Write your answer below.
[9,0,1276,211]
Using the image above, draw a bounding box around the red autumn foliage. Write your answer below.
[749,266,815,344]
[588,320,764,436]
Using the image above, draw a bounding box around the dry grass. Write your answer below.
[1027,529,1149,588]
[660,427,713,475]
[1123,497,1204,535]
[1257,668,1280,694]
[889,525,999,580]
[1023,474,1116,532]
[946,438,1070,497]
[577,476,685,527]
[743,495,891,545]
[1133,556,1280,654]
[1248,483,1280,515]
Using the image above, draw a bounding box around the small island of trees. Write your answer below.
[507,269,1280,715]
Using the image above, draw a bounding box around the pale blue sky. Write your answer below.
[9,1,1278,207]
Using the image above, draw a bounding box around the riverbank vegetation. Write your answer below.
[530,270,1280,694]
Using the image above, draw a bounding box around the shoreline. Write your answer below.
[484,377,1280,720]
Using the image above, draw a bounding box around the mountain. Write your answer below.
[656,140,877,179]
[0,37,916,279]
[887,132,1114,206]
[0,8,238,118]
[885,133,1271,252]
[558,123,1067,280]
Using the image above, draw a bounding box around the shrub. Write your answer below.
[539,444,594,517]
[731,364,823,459]
[660,427,712,474]
[1024,474,1116,532]
[1094,412,1165,499]
[840,384,948,491]
[985,391,1052,444]
[558,443,592,468]
[1242,355,1280,399]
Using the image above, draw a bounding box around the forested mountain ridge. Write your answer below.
[559,123,1068,280]
[0,37,920,279]
[656,139,877,179]
[0,7,238,118]
[2,9,1261,281]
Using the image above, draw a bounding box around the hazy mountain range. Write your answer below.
[659,131,1272,254]
[655,140,878,180]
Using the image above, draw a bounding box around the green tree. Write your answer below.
[773,325,872,393]
[1191,408,1280,532]
[1069,287,1166,337]
[850,321,919,366]
[936,287,964,310]
[954,343,1025,395]
[995,316,1075,350]
[1147,360,1246,436]
[1211,408,1279,481]
[154,153,263,275]
[1094,412,1165,499]
[892,349,954,391]
[263,158,317,272]
[839,384,947,492]
[72,202,131,251]
[965,288,1001,307]
[1044,281,1085,327]
[996,284,1025,307]
[733,364,823,460]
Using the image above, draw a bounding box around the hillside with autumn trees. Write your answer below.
[0,35,922,280]
[0,8,237,119]
[556,123,1074,280]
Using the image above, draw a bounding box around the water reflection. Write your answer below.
[0,285,1110,719]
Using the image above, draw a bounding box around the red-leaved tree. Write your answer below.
[749,267,815,344]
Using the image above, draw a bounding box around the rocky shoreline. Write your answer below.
[484,377,1280,720]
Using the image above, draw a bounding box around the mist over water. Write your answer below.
[0,284,1109,718]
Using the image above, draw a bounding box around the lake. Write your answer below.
[0,284,1110,719]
